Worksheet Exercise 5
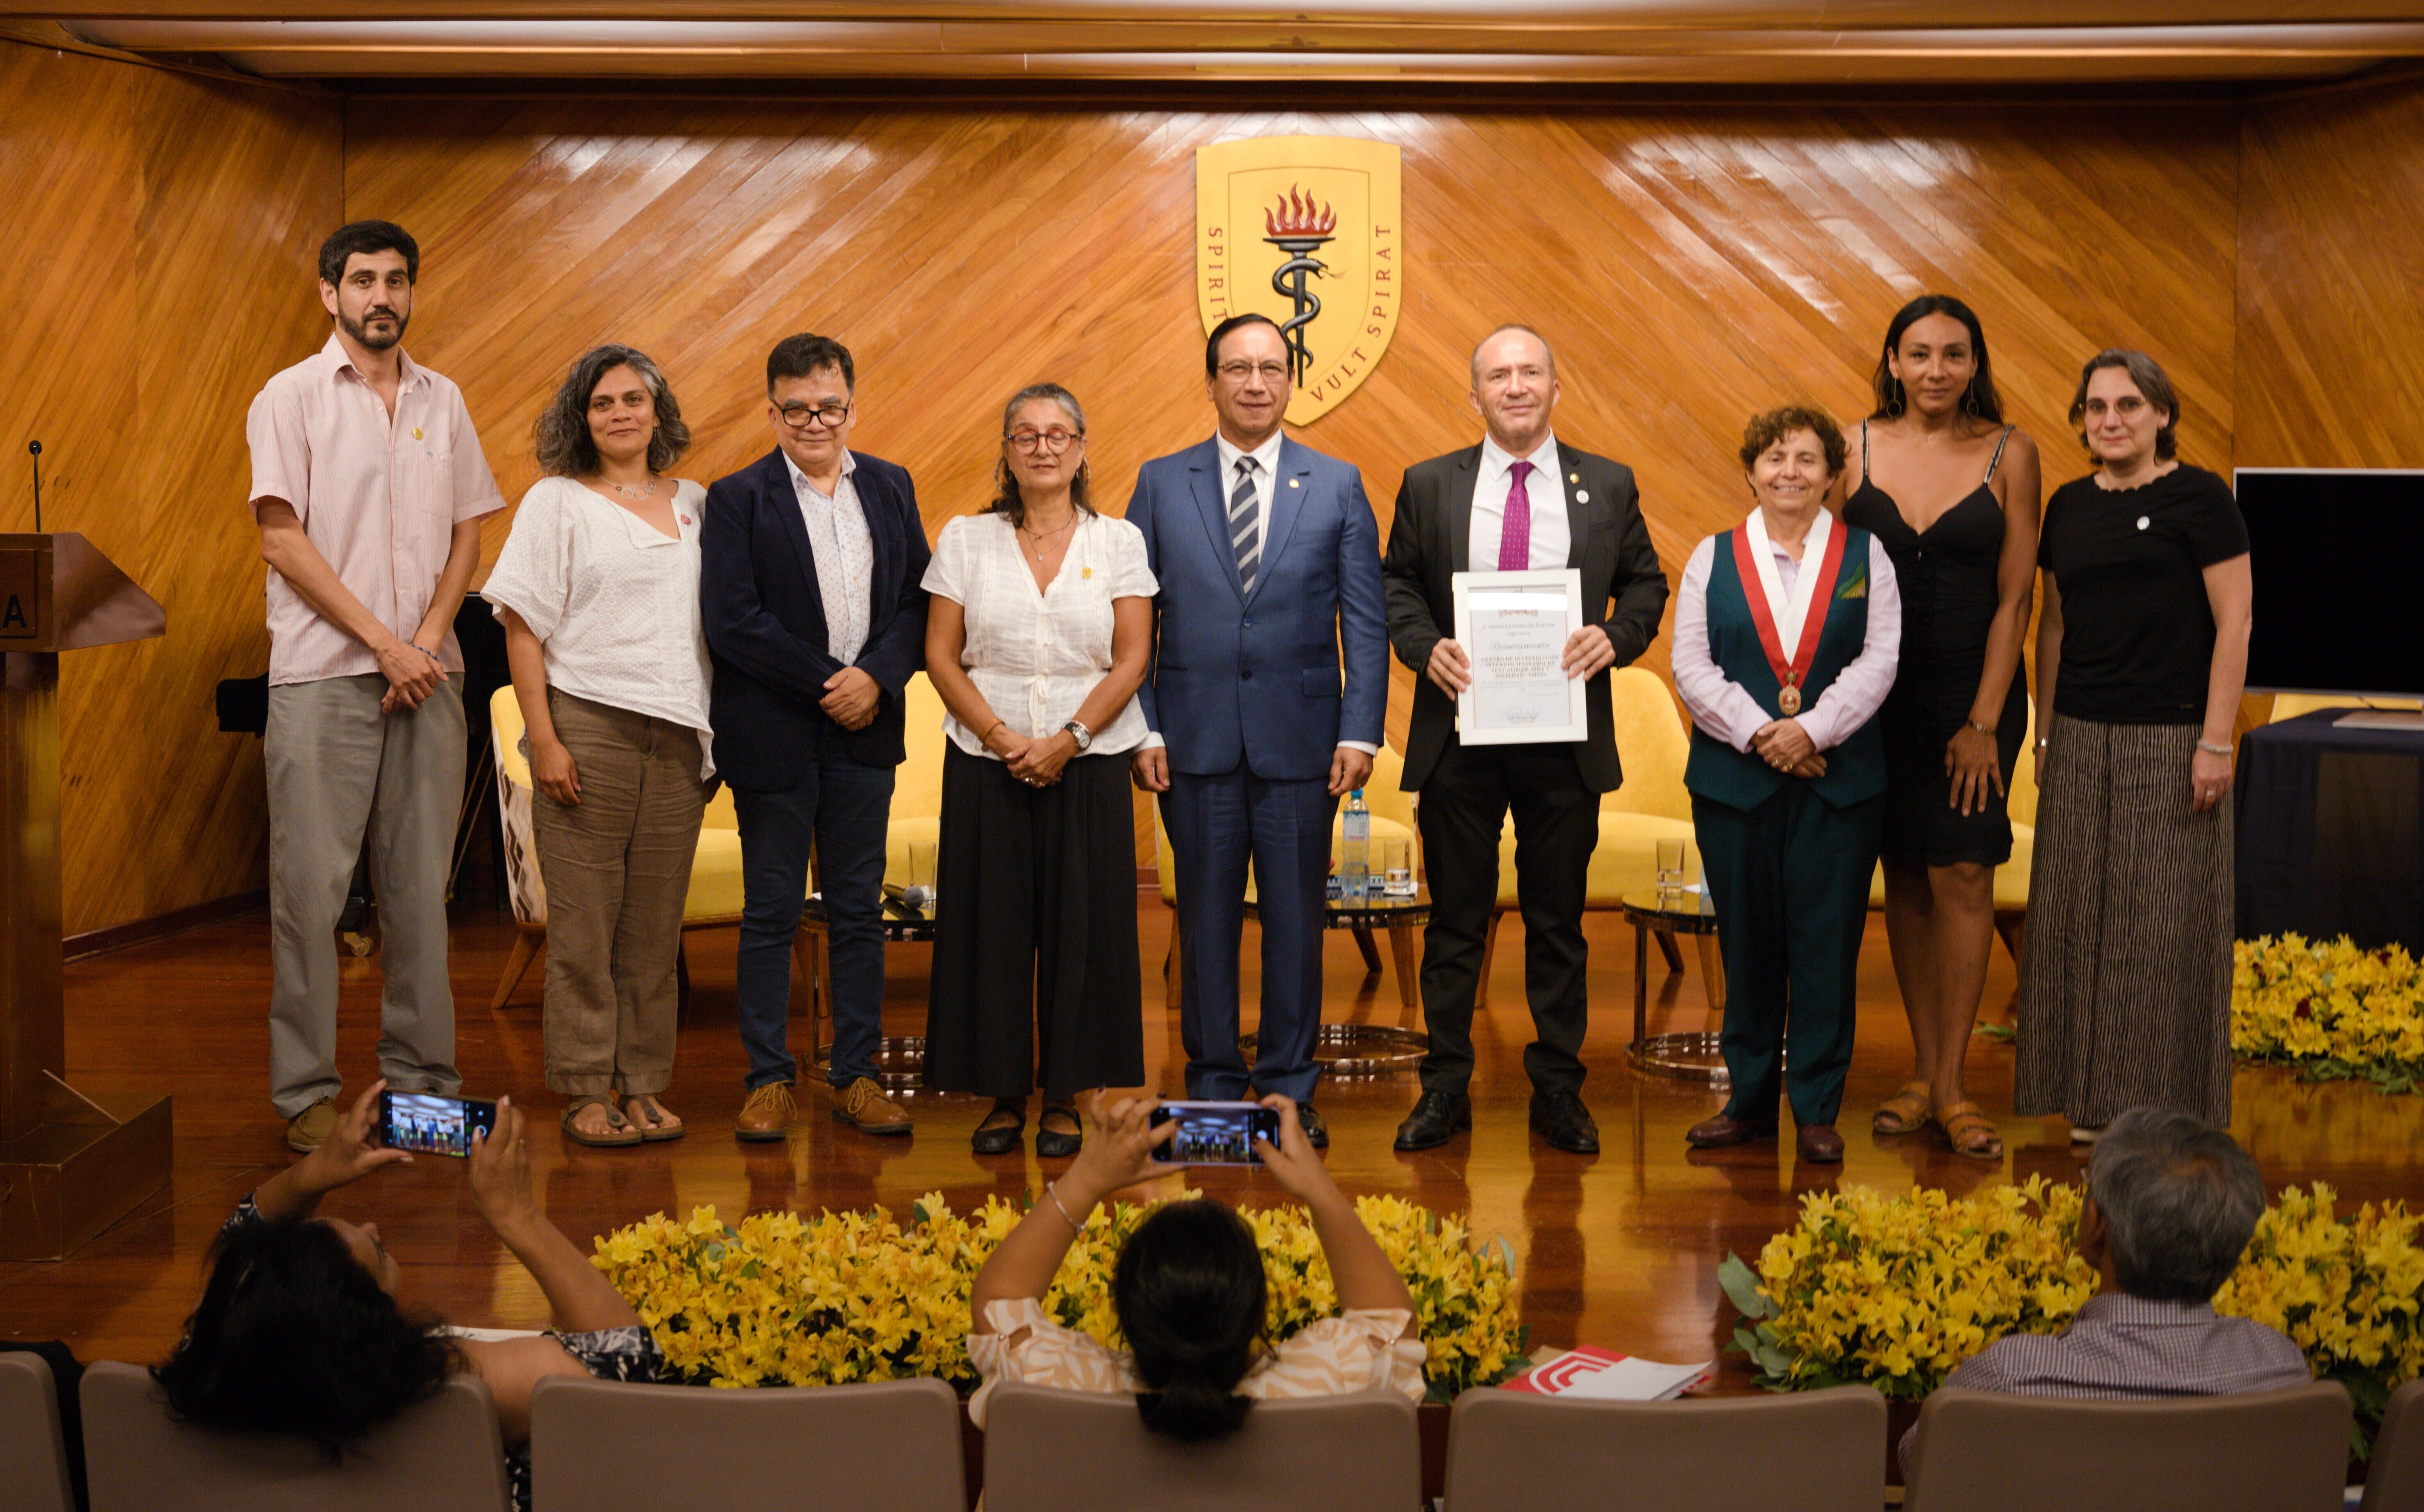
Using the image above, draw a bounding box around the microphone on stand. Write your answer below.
[28,440,41,533]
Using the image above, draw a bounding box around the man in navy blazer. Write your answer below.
[701,333,929,1142]
[1128,314,1389,1145]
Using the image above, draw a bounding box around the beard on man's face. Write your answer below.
[339,303,408,351]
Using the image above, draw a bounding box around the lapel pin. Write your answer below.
[1577,490,1590,503]
[412,426,424,440]
[1569,472,1580,483]
[2137,516,2150,530]
[1082,566,1094,578]
[1288,478,1301,489]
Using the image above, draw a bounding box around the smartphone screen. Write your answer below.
[378,1091,497,1158]
[1149,1101,1282,1165]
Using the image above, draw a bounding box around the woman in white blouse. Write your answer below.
[965,1092,1424,1437]
[921,383,1156,1158]
[1671,407,1900,1166]
[481,346,713,1149]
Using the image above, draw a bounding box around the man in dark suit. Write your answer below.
[701,333,930,1142]
[1384,324,1669,1154]
[1128,313,1389,1147]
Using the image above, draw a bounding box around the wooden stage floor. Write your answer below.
[7,899,2422,1384]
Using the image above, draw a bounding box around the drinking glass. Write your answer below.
[1656,838,1686,909]
[1381,837,1414,897]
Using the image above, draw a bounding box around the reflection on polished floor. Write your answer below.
[6,901,2419,1387]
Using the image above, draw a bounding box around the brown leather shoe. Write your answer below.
[1685,1112,1776,1149]
[1795,1123,1846,1164]
[735,1082,797,1143]
[285,1098,338,1153]
[830,1076,913,1136]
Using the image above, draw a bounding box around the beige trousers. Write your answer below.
[529,690,706,1098]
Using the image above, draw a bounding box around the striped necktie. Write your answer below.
[1230,456,1261,595]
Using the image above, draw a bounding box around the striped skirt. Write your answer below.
[2014,716,2234,1127]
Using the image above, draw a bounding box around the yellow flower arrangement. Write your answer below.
[2235,934,2424,1094]
[1726,1181,2424,1448]
[592,1192,1524,1400]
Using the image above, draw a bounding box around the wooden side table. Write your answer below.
[1620,887,1729,1083]
[797,892,931,1091]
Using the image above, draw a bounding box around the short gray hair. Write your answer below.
[2087,1106,2266,1303]
[1471,323,1556,386]
[534,344,690,478]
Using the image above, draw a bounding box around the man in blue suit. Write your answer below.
[701,333,929,1143]
[1128,313,1389,1147]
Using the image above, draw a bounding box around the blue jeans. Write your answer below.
[732,755,896,1090]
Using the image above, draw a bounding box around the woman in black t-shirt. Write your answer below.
[2016,350,2252,1138]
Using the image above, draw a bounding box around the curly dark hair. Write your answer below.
[1112,1199,1268,1442]
[533,344,691,478]
[154,1218,458,1460]
[989,383,1094,528]
[318,221,417,287]
[1738,405,1849,477]
[1870,294,2005,425]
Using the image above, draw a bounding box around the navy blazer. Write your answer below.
[700,448,930,790]
[1127,435,1388,781]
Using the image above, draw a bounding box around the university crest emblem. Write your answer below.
[1195,136,1402,426]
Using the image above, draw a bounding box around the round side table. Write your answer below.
[1235,888,1431,1076]
[1620,886,1729,1082]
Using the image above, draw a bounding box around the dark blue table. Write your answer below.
[2235,710,2424,948]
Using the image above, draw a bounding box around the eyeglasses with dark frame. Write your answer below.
[1006,427,1084,455]
[775,401,854,430]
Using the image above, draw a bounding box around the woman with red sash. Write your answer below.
[1672,408,1902,1164]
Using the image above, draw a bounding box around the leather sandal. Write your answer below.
[620,1094,685,1143]
[1936,1100,2004,1161]
[1872,1080,1933,1136]
[563,1095,642,1148]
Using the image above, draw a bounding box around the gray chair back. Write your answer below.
[1904,1383,2352,1512]
[982,1383,1419,1512]
[528,1373,966,1512]
[81,1358,510,1512]
[2361,1376,2424,1512]
[0,1352,75,1512]
[1443,1383,1886,1511]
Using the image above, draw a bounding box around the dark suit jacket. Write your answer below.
[700,448,930,791]
[1384,442,1669,792]
[1128,435,1388,781]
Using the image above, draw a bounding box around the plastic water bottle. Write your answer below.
[1341,789,1371,903]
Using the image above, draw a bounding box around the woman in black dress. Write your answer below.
[1840,295,2041,1161]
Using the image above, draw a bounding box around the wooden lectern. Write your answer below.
[0,533,173,1260]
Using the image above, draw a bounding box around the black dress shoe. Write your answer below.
[970,1102,1025,1156]
[1393,1089,1473,1152]
[1529,1091,1600,1154]
[1295,1102,1330,1150]
[1035,1103,1083,1159]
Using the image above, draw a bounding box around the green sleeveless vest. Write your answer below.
[1682,523,1888,812]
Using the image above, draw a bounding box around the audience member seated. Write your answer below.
[153,1085,658,1509]
[1900,1105,2310,1473]
[967,1093,1427,1438]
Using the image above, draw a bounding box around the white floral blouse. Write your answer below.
[965,1297,1427,1428]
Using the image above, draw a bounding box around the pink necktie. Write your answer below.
[1497,460,1535,571]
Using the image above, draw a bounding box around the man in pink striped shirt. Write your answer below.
[246,221,504,1152]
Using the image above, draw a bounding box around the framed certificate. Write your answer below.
[1452,567,1590,745]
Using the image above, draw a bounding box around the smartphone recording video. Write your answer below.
[378,1091,497,1158]
[1149,1100,1282,1166]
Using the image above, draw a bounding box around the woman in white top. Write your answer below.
[481,346,713,1150]
[921,383,1156,1158]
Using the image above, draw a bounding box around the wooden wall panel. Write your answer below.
[2236,76,2424,469]
[347,98,2238,860]
[0,39,340,932]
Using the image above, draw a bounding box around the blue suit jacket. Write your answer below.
[1126,436,1387,780]
[700,448,930,790]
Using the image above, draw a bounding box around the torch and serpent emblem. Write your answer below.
[1263,185,1337,386]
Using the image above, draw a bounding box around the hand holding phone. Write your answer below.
[379,1090,498,1158]
[1148,1101,1283,1166]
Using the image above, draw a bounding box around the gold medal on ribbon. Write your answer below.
[1776,681,1803,715]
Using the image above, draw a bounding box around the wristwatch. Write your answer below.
[1062,719,1094,751]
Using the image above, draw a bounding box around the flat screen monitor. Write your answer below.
[2235,468,2424,699]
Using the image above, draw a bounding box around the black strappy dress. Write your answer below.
[1841,421,2029,868]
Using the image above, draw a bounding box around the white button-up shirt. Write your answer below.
[783,448,873,664]
[480,476,716,778]
[1468,433,1569,572]
[245,336,505,685]
[1672,509,1902,753]
[922,511,1158,758]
